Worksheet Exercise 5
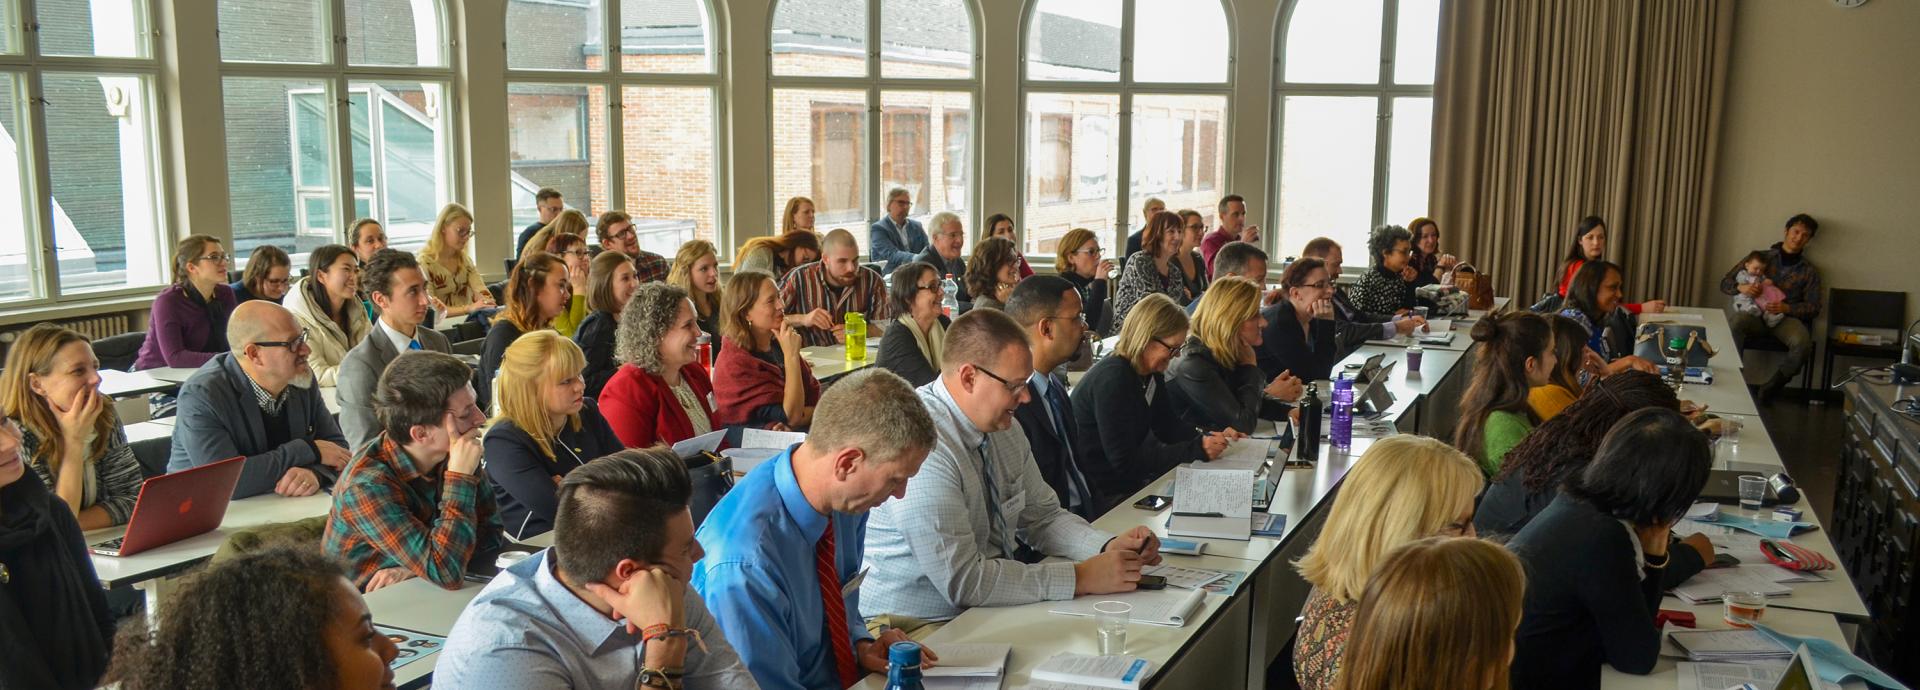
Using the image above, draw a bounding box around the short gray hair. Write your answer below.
[1366,224,1412,268]
[614,282,690,374]
[928,211,961,237]
[886,187,911,204]
[807,369,935,464]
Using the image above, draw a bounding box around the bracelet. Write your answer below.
[641,625,709,654]
[1645,551,1671,569]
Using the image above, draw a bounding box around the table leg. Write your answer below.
[135,576,177,632]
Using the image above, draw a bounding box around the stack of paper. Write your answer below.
[1031,653,1157,689]
[920,643,1010,689]
[1667,629,1793,662]
[1204,437,1273,473]
[1142,563,1228,590]
[1672,565,1795,604]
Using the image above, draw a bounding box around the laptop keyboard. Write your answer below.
[89,536,126,556]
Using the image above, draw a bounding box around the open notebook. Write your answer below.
[1048,588,1207,628]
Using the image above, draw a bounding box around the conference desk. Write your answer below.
[84,492,334,611]
[801,341,880,380]
[99,367,195,399]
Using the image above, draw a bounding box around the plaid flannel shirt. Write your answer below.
[633,249,671,284]
[322,434,504,590]
[778,262,894,347]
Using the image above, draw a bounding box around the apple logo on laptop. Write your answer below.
[178,498,193,515]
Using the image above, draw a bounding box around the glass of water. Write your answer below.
[1093,600,1131,655]
[1738,474,1768,510]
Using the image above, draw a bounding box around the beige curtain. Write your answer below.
[1430,0,1735,307]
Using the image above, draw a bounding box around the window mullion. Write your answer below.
[865,0,882,226]
[1370,0,1399,228]
[24,66,58,302]
[607,80,625,217]
[1113,0,1135,250]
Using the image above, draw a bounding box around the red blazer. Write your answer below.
[598,363,716,449]
[711,337,821,428]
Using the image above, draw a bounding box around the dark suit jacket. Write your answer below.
[574,310,620,398]
[168,354,348,498]
[1013,374,1092,518]
[1256,300,1340,382]
[337,323,452,452]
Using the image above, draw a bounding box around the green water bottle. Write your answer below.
[846,312,867,360]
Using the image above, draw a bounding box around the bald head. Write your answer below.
[229,301,299,352]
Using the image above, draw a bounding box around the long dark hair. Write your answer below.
[1544,314,1588,391]
[1496,371,1679,492]
[1563,215,1606,263]
[1564,407,1712,526]
[1563,260,1620,324]
[965,236,1020,302]
[305,244,357,334]
[1453,312,1551,465]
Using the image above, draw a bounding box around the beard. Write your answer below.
[290,370,315,390]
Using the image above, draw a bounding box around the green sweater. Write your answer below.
[1481,410,1534,476]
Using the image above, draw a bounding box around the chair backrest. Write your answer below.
[451,337,486,356]
[129,435,172,479]
[1829,289,1907,331]
[92,332,147,372]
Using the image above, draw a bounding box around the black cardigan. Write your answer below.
[574,310,620,398]
[0,472,114,690]
[1508,494,1665,690]
[1069,354,1205,514]
[1256,300,1341,382]
[874,316,948,388]
[483,399,626,540]
[1475,475,1705,589]
[1165,338,1293,433]
[1062,271,1113,337]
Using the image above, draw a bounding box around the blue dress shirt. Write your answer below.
[691,448,874,690]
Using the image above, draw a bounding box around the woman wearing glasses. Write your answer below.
[1347,224,1418,316]
[1054,228,1115,337]
[231,245,292,304]
[283,245,371,388]
[1069,294,1234,514]
[136,234,239,371]
[1174,210,1212,300]
[876,262,950,388]
[543,233,593,337]
[1255,258,1342,382]
[417,203,498,318]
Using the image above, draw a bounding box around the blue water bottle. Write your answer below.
[1330,374,1354,452]
[883,641,925,690]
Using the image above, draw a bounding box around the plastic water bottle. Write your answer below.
[883,641,925,690]
[1330,374,1355,452]
[845,312,867,361]
[695,333,712,372]
[941,273,959,317]
[1296,382,1322,462]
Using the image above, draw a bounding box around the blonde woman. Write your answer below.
[417,203,497,317]
[575,251,641,397]
[483,331,623,539]
[1,324,144,530]
[519,208,591,271]
[1292,435,1485,690]
[282,244,372,386]
[544,233,593,337]
[1165,278,1302,433]
[668,239,723,349]
[1333,537,1525,690]
[734,229,822,282]
[780,195,817,235]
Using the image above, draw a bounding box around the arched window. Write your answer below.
[505,0,723,256]
[769,0,978,256]
[1020,0,1231,259]
[1273,0,1439,262]
[219,0,456,261]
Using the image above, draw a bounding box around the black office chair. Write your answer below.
[129,436,171,479]
[91,332,146,372]
[1822,288,1908,389]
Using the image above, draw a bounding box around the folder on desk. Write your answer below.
[1166,466,1254,541]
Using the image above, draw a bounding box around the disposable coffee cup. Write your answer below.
[1406,345,1424,372]
[496,550,533,571]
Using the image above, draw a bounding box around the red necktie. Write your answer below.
[815,523,860,688]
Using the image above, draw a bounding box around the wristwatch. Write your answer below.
[636,668,677,689]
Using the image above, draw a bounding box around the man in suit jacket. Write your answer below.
[1006,277,1098,518]
[869,187,929,272]
[337,249,453,451]
[168,301,352,499]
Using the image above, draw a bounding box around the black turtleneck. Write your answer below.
[0,472,114,690]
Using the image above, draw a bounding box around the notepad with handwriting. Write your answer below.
[1166,466,1254,540]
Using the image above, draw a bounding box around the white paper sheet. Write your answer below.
[740,427,807,449]
[671,429,726,458]
[922,643,1010,678]
[1673,565,1796,603]
[1205,438,1271,473]
[1031,653,1156,689]
[1142,564,1229,590]
[1171,467,1253,518]
[1048,588,1207,627]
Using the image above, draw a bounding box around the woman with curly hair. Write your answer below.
[104,545,398,690]
[964,236,1023,311]
[597,282,716,448]
[1347,224,1417,316]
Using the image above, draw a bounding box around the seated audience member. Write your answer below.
[1558,261,1657,376]
[1332,537,1525,690]
[1298,237,1424,355]
[670,240,724,354]
[1347,224,1418,316]
[168,301,351,498]
[596,210,673,282]
[516,187,564,259]
[103,546,395,690]
[1173,209,1212,300]
[600,283,717,448]
[913,211,971,307]
[1257,258,1342,382]
[1072,294,1232,514]
[1125,197,1166,257]
[1006,276,1098,517]
[693,369,939,690]
[544,233,593,337]
[1167,278,1302,433]
[337,249,453,452]
[138,234,239,370]
[232,244,292,305]
[1719,214,1823,401]
[861,309,1164,625]
[1404,217,1458,290]
[283,244,371,387]
[1,325,143,530]
[735,226,822,282]
[324,351,504,592]
[1292,435,1482,690]
[486,332,624,540]
[348,217,388,264]
[1055,228,1115,336]
[438,448,757,689]
[1509,408,1711,688]
[870,187,929,272]
[964,236,1022,311]
[520,209,590,273]
[1200,241,1269,315]
[418,203,498,317]
[780,229,893,347]
[875,262,950,388]
[576,251,642,398]
[1200,195,1261,274]
[983,212,1035,278]
[1113,211,1196,330]
[1528,314,1592,421]
[713,271,821,432]
[0,418,114,690]
[1555,216,1666,314]
[1451,312,1554,476]
[782,195,819,235]
[1477,372,1712,587]
[479,252,572,412]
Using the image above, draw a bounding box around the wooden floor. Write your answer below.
[1762,391,1847,525]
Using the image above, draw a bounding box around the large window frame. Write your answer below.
[0,0,172,306]
[505,0,728,259]
[1271,0,1436,264]
[219,0,459,266]
[767,0,983,259]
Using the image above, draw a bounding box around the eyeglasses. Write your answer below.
[1150,336,1185,353]
[972,365,1030,395]
[196,252,232,264]
[915,282,942,293]
[451,226,475,239]
[1073,247,1103,257]
[1043,313,1089,329]
[607,227,636,242]
[1297,280,1331,290]
[253,329,310,350]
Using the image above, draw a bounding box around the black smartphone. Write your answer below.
[1134,495,1172,512]
[1137,575,1168,590]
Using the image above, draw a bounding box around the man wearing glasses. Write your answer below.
[596,210,671,283]
[913,211,971,307]
[168,301,352,499]
[859,309,1162,635]
[1006,277,1100,518]
[516,188,565,260]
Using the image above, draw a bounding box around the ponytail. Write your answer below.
[1452,312,1551,465]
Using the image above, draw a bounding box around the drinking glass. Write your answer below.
[1093,600,1131,655]
[1723,590,1768,628]
[1738,474,1767,510]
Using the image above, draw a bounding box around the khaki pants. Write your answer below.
[865,614,945,641]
